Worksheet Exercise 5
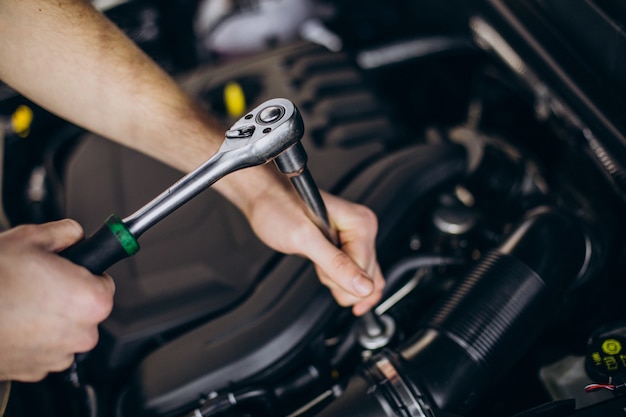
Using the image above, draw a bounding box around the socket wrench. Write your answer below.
[61,98,304,274]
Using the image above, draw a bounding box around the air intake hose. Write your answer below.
[315,206,590,417]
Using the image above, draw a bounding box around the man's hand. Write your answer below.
[305,192,384,316]
[241,174,384,316]
[0,219,115,382]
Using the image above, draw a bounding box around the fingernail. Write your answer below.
[352,275,374,297]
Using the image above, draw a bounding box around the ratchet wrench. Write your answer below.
[61,98,305,273]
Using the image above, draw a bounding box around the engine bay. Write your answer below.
[3,1,626,416]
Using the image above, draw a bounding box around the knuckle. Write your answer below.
[76,327,100,353]
[331,251,355,273]
[49,354,76,373]
[348,202,377,226]
[359,204,378,224]
[91,290,114,322]
[75,281,114,323]
[12,224,38,240]
[62,218,84,236]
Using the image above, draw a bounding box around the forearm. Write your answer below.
[0,0,270,212]
[0,0,216,169]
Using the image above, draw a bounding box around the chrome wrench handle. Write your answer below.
[124,98,304,238]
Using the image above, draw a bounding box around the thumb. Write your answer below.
[35,219,85,252]
[303,235,375,298]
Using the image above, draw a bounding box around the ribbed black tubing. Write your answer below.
[399,207,589,413]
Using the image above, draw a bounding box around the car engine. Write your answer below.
[2,1,626,417]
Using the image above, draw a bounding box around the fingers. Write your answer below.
[317,260,384,316]
[65,272,116,325]
[301,194,385,315]
[0,219,114,381]
[25,218,85,252]
[352,263,384,316]
[9,353,75,383]
[310,245,375,298]
[27,219,116,322]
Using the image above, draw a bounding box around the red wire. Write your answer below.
[585,383,616,393]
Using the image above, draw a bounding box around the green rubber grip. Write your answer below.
[60,215,140,275]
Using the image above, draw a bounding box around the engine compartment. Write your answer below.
[3,1,626,416]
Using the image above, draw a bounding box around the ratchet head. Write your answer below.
[219,98,304,167]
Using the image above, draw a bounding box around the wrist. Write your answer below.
[213,164,292,218]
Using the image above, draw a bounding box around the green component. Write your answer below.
[105,214,140,256]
